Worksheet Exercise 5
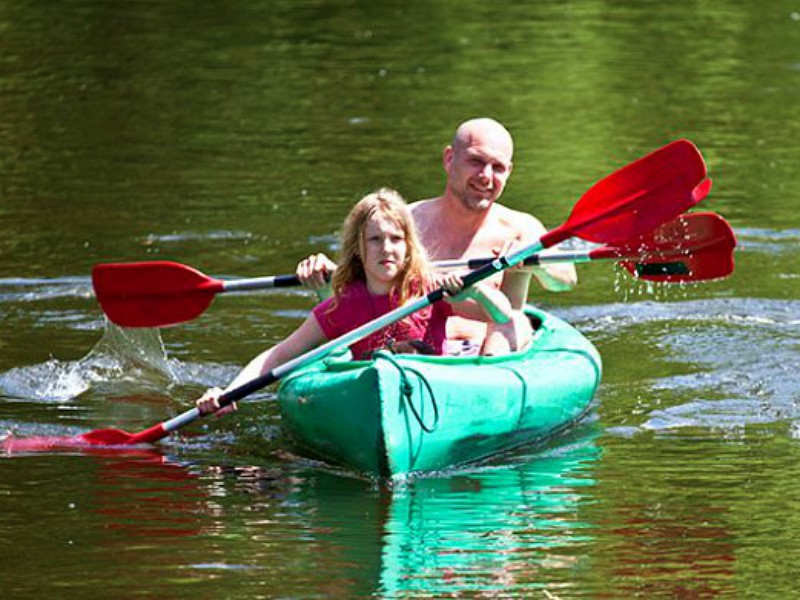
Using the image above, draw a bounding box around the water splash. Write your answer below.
[0,322,178,402]
[0,275,93,303]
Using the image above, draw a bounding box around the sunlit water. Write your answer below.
[3,1,800,597]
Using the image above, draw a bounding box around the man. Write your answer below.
[409,117,576,355]
[297,117,576,355]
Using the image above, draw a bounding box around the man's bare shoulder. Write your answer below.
[408,198,444,234]
[492,204,547,237]
[409,197,439,216]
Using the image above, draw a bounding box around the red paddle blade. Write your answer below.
[80,428,139,445]
[547,140,711,247]
[616,212,737,282]
[1,423,175,453]
[92,261,224,328]
[1,428,138,454]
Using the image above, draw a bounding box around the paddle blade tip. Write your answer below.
[621,251,735,283]
[1,428,142,454]
[693,178,713,203]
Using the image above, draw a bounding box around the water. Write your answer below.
[3,0,800,596]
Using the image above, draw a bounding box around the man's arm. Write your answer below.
[529,262,577,292]
[500,211,577,305]
[296,253,337,300]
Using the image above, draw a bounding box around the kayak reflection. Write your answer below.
[377,430,600,597]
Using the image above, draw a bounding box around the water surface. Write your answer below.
[2,1,800,597]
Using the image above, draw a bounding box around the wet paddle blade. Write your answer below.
[80,427,139,445]
[1,428,138,454]
[92,261,223,327]
[548,140,711,247]
[615,212,737,282]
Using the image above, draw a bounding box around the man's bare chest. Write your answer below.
[422,224,519,261]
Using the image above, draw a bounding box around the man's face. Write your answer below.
[445,132,513,213]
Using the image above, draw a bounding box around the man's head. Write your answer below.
[443,118,514,212]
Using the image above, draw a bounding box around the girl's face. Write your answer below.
[361,213,408,294]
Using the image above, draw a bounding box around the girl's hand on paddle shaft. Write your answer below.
[435,271,513,323]
[196,387,237,417]
[434,271,466,299]
[296,253,336,300]
[437,272,488,303]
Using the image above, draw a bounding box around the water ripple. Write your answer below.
[0,276,93,302]
[574,298,800,435]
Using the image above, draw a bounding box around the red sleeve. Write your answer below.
[311,283,366,341]
[312,296,341,341]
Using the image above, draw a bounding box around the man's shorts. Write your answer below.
[443,339,481,357]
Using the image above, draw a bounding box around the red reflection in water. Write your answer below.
[2,433,207,539]
[91,451,205,538]
[609,510,737,596]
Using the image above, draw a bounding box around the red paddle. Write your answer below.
[6,139,711,451]
[93,210,731,327]
[613,210,736,282]
[92,262,301,329]
[94,140,712,328]
[438,211,735,283]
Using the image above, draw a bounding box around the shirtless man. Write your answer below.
[297,117,576,355]
[409,117,576,354]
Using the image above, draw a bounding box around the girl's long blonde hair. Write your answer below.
[331,188,430,305]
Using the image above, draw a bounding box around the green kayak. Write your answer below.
[277,306,601,479]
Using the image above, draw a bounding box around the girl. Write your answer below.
[197,188,511,415]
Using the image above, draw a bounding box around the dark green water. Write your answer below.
[2,1,800,597]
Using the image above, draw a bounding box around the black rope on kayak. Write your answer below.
[373,351,439,433]
[494,364,529,424]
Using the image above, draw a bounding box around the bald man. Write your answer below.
[409,118,576,355]
[297,118,576,355]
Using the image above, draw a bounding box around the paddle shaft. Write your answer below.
[82,138,711,445]
[216,249,609,292]
[125,240,546,444]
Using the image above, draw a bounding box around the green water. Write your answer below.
[2,1,800,597]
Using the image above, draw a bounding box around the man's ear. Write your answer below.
[442,145,453,170]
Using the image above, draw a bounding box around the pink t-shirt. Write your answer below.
[312,281,452,360]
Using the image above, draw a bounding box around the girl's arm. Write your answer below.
[226,314,327,389]
[197,314,328,415]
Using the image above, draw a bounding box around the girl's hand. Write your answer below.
[433,271,468,300]
[196,387,237,417]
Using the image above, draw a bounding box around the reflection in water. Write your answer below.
[134,430,602,598]
[586,436,745,598]
[91,450,205,539]
[0,449,212,596]
[377,434,600,597]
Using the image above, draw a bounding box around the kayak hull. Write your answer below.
[277,306,601,478]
